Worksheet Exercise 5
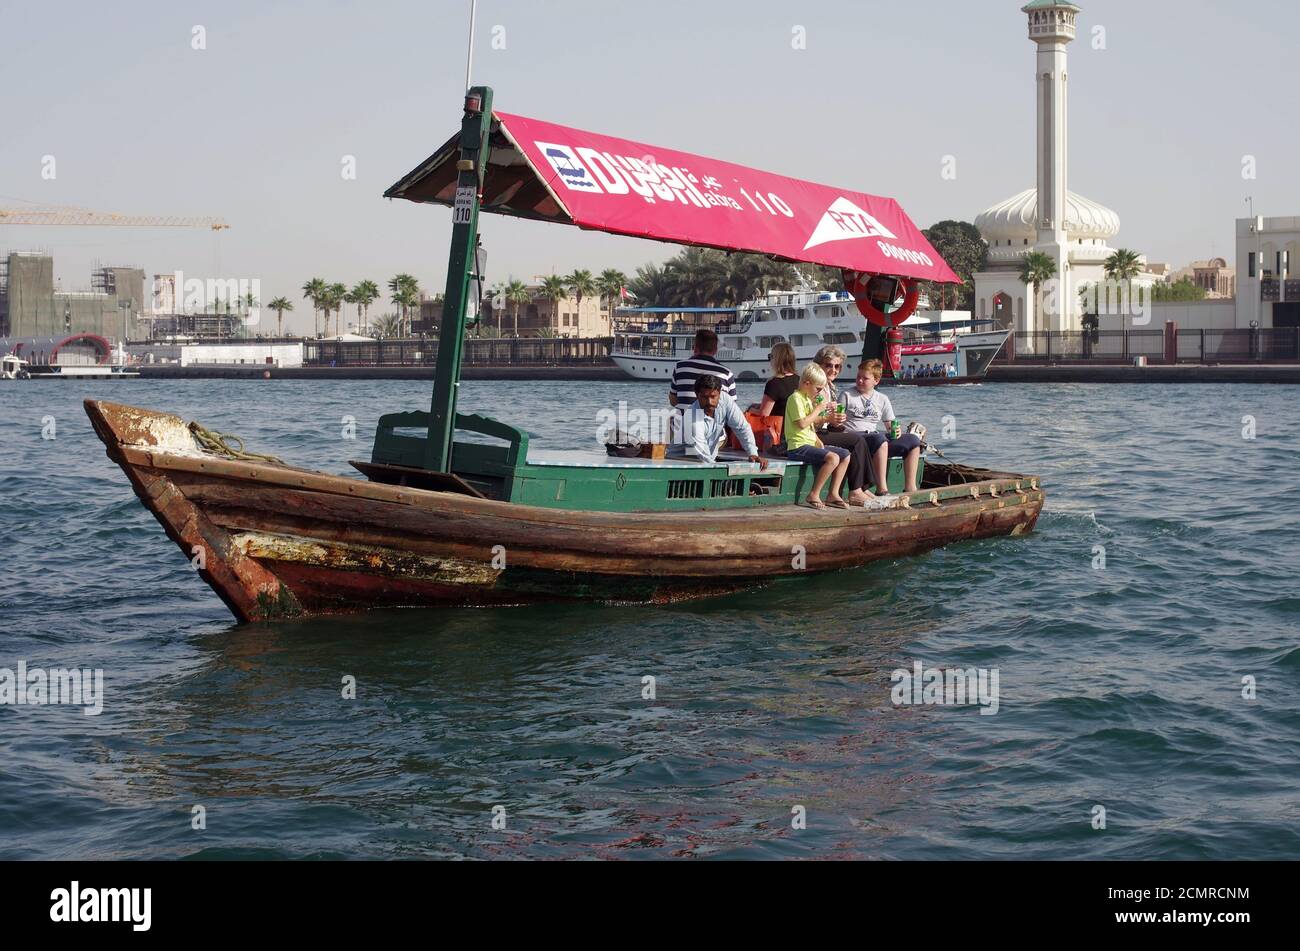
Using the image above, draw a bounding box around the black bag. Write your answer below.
[605,431,644,458]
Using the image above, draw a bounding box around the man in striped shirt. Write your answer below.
[668,330,738,407]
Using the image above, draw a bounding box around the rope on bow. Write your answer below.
[187,422,286,466]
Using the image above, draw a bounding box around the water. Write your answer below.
[1,379,1297,859]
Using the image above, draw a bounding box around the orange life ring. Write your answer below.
[844,271,920,328]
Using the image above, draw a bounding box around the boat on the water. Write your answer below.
[88,87,1044,623]
[1,353,31,380]
[611,293,1009,386]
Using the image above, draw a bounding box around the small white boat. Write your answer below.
[1,353,31,380]
[611,289,1008,384]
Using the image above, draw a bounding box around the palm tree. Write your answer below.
[627,263,675,307]
[539,275,569,336]
[388,274,420,336]
[725,253,795,304]
[665,247,728,306]
[566,269,597,334]
[1019,251,1058,334]
[301,278,325,337]
[324,282,347,336]
[344,287,361,335]
[505,279,530,337]
[268,296,294,337]
[371,313,402,337]
[1104,249,1144,327]
[596,269,628,325]
[485,282,505,337]
[351,280,379,334]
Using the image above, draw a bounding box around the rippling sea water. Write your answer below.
[1,379,1297,860]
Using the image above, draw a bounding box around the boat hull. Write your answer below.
[86,400,1045,623]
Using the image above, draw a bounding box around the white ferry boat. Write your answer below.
[611,289,1010,384]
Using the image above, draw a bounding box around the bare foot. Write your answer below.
[848,489,870,506]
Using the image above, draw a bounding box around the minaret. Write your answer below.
[1023,0,1079,330]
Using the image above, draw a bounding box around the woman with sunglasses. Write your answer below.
[810,345,876,507]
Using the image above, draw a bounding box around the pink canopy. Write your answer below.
[386,111,962,285]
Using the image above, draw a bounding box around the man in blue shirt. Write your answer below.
[674,375,768,469]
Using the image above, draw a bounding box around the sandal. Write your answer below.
[805,497,827,510]
[827,498,850,510]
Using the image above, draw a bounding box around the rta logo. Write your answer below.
[803,196,898,251]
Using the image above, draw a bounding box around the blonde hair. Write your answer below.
[800,363,828,388]
[859,359,884,382]
[769,342,797,376]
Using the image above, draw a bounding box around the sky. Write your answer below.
[1,0,1297,335]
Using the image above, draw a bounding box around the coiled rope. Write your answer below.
[187,422,285,466]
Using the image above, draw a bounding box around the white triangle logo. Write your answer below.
[803,197,898,251]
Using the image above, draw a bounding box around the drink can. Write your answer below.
[890,420,901,440]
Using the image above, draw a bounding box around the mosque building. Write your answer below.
[972,1,1155,337]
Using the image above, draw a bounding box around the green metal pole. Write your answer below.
[426,85,493,472]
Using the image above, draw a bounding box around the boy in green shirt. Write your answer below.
[783,364,852,509]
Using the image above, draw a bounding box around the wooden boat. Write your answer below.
[88,87,1045,623]
[86,399,1042,622]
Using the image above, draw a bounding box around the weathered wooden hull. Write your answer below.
[86,400,1045,623]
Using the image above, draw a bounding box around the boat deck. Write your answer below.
[525,448,794,475]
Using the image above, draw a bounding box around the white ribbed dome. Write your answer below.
[975,188,1121,242]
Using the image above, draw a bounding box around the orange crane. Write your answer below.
[0,203,228,230]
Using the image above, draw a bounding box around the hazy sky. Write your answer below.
[2,0,1296,334]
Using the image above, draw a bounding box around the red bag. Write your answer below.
[728,412,784,453]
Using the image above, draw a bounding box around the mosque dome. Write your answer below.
[975,188,1121,243]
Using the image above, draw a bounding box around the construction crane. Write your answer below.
[0,203,228,230]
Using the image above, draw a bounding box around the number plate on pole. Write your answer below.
[453,185,476,224]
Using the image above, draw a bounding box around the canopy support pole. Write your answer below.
[425,85,493,472]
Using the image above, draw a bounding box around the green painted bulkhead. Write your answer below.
[371,411,919,513]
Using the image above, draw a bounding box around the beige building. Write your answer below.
[1170,258,1236,299]
[481,286,614,338]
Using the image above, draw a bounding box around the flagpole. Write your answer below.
[464,0,478,91]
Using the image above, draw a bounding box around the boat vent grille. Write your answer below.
[667,479,704,500]
[710,478,745,498]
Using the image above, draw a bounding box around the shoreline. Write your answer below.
[125,363,1300,384]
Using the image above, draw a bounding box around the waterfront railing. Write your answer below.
[996,328,1300,364]
[305,336,614,367]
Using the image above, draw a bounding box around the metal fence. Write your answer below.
[1175,328,1299,363]
[306,336,614,367]
[996,329,1299,364]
